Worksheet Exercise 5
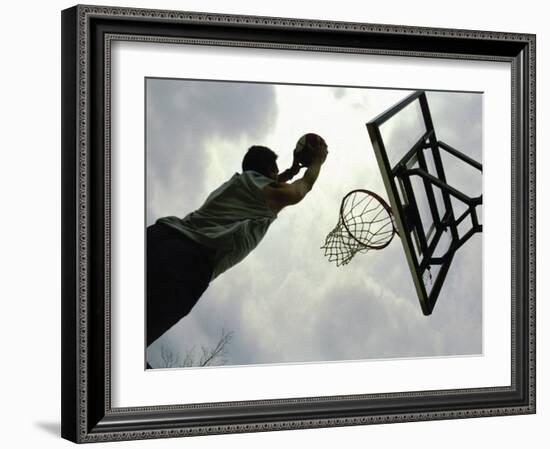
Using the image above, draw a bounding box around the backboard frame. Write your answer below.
[367,91,482,315]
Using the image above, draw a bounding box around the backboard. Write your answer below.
[366,91,482,315]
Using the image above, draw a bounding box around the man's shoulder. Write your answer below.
[263,181,287,190]
[263,180,305,214]
[240,170,277,189]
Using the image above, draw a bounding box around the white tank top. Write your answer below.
[158,171,277,280]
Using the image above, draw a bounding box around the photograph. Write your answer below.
[144,79,483,369]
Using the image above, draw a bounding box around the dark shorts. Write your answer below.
[146,222,215,346]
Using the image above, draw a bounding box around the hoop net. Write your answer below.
[321,189,397,266]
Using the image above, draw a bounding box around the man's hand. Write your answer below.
[265,140,328,214]
[277,154,303,183]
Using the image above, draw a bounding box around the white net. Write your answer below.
[321,190,397,266]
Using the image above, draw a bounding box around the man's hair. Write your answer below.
[242,145,278,177]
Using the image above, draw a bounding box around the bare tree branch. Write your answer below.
[155,329,234,368]
[159,344,181,368]
[199,329,234,366]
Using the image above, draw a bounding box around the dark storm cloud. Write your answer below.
[146,79,277,224]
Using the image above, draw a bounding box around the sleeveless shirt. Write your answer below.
[157,171,277,280]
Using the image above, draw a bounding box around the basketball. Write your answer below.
[294,133,325,167]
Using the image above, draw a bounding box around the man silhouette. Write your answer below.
[147,138,328,347]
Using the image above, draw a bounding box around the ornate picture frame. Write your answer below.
[61,4,535,443]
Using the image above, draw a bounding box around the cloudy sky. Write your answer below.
[145,78,482,368]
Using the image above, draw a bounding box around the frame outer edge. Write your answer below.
[78,3,534,41]
[61,5,80,444]
[67,5,537,442]
[527,34,536,413]
[77,3,91,443]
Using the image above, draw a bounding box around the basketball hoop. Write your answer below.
[321,189,398,266]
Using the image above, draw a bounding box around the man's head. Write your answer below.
[242,145,279,180]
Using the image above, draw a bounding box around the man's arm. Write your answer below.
[277,162,301,183]
[264,147,328,214]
